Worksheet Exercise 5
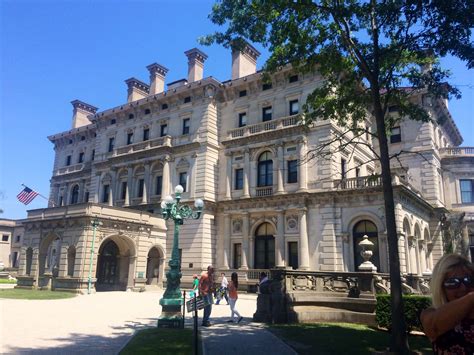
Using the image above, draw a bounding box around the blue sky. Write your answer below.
[1,0,473,220]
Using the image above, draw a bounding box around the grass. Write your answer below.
[0,289,76,300]
[269,323,432,355]
[120,328,194,355]
[0,279,17,284]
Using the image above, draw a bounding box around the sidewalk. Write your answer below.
[198,294,297,355]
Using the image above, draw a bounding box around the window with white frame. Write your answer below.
[460,180,474,203]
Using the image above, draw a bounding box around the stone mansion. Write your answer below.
[8,42,474,293]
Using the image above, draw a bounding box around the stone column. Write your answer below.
[58,245,68,277]
[339,233,350,271]
[419,242,427,273]
[241,212,249,270]
[298,208,310,270]
[162,156,170,198]
[243,148,250,198]
[128,256,137,289]
[297,137,308,191]
[225,152,232,200]
[276,144,284,194]
[223,214,231,269]
[398,234,407,274]
[109,170,116,206]
[142,165,150,204]
[379,232,389,273]
[79,180,85,203]
[124,166,132,206]
[249,236,254,269]
[189,153,197,199]
[275,210,285,267]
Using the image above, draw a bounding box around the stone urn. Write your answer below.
[358,235,377,272]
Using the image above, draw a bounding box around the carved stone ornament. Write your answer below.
[286,215,298,232]
[232,219,242,234]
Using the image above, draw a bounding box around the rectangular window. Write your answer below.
[287,160,298,183]
[289,99,299,115]
[127,132,133,145]
[102,185,110,203]
[121,181,127,200]
[233,243,242,269]
[160,124,168,137]
[184,96,191,103]
[66,155,71,166]
[15,235,21,243]
[238,112,247,127]
[262,82,272,91]
[288,242,298,269]
[289,75,299,83]
[262,106,272,122]
[155,175,163,195]
[137,179,144,198]
[179,172,187,192]
[460,180,474,204]
[182,118,190,135]
[143,128,150,141]
[161,103,168,110]
[108,137,115,152]
[235,168,244,190]
[84,191,89,202]
[355,167,360,177]
[78,152,84,163]
[91,149,95,161]
[2,235,9,242]
[390,126,401,143]
[341,158,347,179]
[239,90,247,97]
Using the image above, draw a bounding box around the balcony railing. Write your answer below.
[334,175,382,190]
[53,162,90,176]
[226,114,300,139]
[255,186,273,197]
[440,147,474,157]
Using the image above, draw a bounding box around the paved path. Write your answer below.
[1,291,295,354]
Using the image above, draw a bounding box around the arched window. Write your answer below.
[26,248,33,275]
[67,246,76,277]
[257,152,273,187]
[70,185,79,205]
[353,220,379,271]
[254,222,275,269]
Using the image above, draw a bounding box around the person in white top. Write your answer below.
[215,272,229,305]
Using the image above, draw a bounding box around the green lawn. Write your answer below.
[120,328,194,355]
[0,289,76,300]
[269,323,432,355]
[0,279,17,284]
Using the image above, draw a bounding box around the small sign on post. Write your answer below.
[186,295,211,313]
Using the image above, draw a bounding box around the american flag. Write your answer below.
[17,186,39,205]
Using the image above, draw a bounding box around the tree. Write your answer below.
[202,1,474,352]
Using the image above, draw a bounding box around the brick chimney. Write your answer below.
[147,63,168,95]
[184,48,208,83]
[125,78,150,102]
[231,40,261,80]
[71,100,98,129]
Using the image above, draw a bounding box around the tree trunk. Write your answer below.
[374,107,410,353]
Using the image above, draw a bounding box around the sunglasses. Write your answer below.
[443,276,474,289]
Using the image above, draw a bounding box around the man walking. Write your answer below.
[215,272,229,305]
[199,265,215,327]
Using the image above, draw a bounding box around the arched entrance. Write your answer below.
[145,247,163,285]
[254,222,275,269]
[353,220,380,271]
[96,235,136,292]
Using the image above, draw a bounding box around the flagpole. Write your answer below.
[21,184,56,207]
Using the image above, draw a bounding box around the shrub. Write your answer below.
[375,294,432,332]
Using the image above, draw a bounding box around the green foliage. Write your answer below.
[269,323,432,354]
[0,278,17,284]
[120,328,193,355]
[376,294,432,332]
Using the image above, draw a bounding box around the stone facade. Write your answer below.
[13,43,474,293]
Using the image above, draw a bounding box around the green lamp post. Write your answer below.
[158,185,204,328]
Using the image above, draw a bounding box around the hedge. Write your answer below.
[375,294,432,332]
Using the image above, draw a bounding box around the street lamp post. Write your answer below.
[88,218,101,295]
[158,185,204,328]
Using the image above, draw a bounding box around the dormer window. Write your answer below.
[262,83,272,91]
[289,75,298,83]
[239,90,247,97]
[184,96,191,104]
[111,118,116,125]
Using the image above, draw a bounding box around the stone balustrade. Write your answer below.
[53,162,90,176]
[440,147,474,157]
[226,114,299,139]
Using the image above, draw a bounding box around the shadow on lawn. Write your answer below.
[269,323,433,355]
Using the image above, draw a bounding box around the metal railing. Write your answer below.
[255,186,273,197]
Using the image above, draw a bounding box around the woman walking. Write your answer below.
[227,272,243,323]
